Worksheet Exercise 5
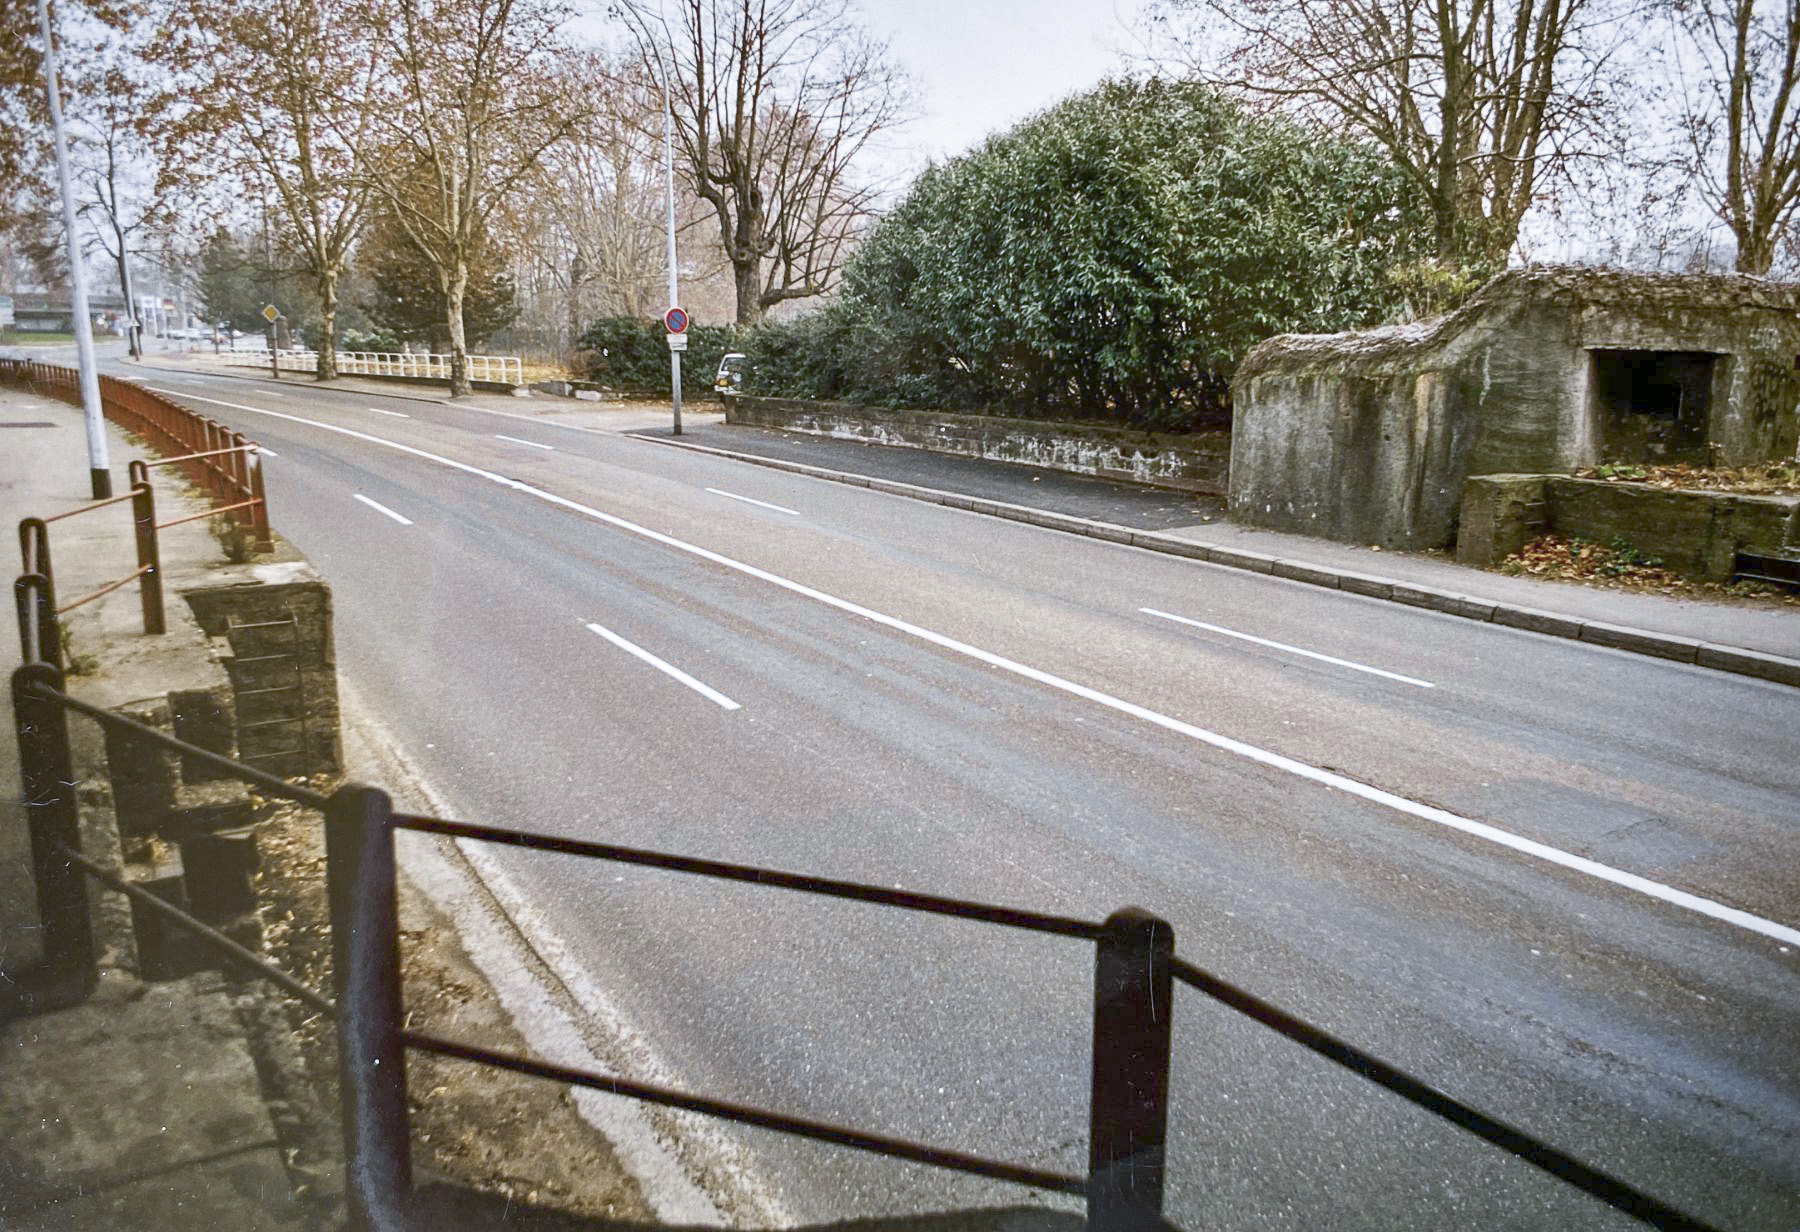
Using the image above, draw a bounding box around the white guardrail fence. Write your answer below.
[207,346,524,386]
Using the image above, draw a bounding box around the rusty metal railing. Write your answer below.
[0,359,271,552]
[16,480,165,660]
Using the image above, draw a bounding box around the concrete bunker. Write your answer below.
[1228,266,1800,549]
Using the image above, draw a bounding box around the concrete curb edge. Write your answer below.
[628,432,1800,689]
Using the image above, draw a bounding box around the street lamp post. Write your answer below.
[664,88,682,436]
[36,0,111,498]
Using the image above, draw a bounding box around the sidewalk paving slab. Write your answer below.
[0,972,309,1232]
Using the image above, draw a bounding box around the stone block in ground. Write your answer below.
[124,855,209,981]
[164,779,254,839]
[1457,474,1550,566]
[179,827,260,924]
[103,698,177,835]
[169,685,235,782]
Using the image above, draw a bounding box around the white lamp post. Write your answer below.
[36,0,111,498]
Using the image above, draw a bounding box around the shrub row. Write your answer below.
[577,317,741,395]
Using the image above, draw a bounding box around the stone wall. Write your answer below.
[1457,474,1800,580]
[725,395,1230,494]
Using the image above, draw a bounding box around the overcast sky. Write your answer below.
[866,0,1150,173]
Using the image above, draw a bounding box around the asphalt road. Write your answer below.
[126,362,1800,1230]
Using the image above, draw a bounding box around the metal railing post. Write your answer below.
[15,573,60,668]
[19,515,52,582]
[11,663,95,987]
[131,480,164,635]
[325,784,412,1231]
[1088,907,1175,1232]
[248,447,273,551]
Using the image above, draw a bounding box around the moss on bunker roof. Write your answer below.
[1235,264,1800,381]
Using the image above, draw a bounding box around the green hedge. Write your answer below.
[742,78,1432,431]
[577,317,742,395]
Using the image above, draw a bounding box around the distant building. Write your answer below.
[1228,266,1800,549]
[5,289,128,333]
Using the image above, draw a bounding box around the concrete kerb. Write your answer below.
[627,431,1800,690]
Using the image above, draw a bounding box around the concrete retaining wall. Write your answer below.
[1458,474,1800,579]
[724,394,1230,494]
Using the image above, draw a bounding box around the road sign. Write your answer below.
[262,304,280,323]
[663,306,689,334]
[666,332,688,352]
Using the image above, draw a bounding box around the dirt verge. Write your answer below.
[244,789,655,1225]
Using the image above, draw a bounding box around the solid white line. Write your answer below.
[144,387,1800,949]
[354,494,413,525]
[584,621,740,710]
[705,488,800,516]
[256,447,279,457]
[495,433,554,450]
[1141,607,1435,689]
[367,407,410,418]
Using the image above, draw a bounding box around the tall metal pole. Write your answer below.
[664,88,682,436]
[36,0,111,498]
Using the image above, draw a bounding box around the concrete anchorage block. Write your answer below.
[104,698,178,835]
[179,827,260,925]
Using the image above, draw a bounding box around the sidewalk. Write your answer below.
[0,386,310,1230]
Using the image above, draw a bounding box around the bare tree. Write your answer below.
[66,57,185,358]
[1140,0,1627,272]
[154,0,381,379]
[541,55,679,328]
[1660,0,1800,274]
[614,0,910,323]
[359,0,587,395]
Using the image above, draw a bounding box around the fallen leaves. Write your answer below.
[1574,460,1800,495]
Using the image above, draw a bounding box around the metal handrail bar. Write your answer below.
[397,813,1105,940]
[40,489,139,524]
[133,444,261,469]
[156,497,264,532]
[405,1028,1085,1195]
[25,681,330,809]
[55,564,152,613]
[59,844,336,1016]
[1168,958,1720,1232]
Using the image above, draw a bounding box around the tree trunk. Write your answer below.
[316,268,340,381]
[1735,231,1776,275]
[733,255,763,324]
[115,248,141,361]
[445,262,471,397]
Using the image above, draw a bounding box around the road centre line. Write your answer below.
[706,488,800,516]
[145,388,1800,949]
[367,407,410,418]
[354,494,413,525]
[495,433,555,450]
[585,621,740,710]
[1142,608,1434,688]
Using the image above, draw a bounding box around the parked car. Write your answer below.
[714,352,748,394]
